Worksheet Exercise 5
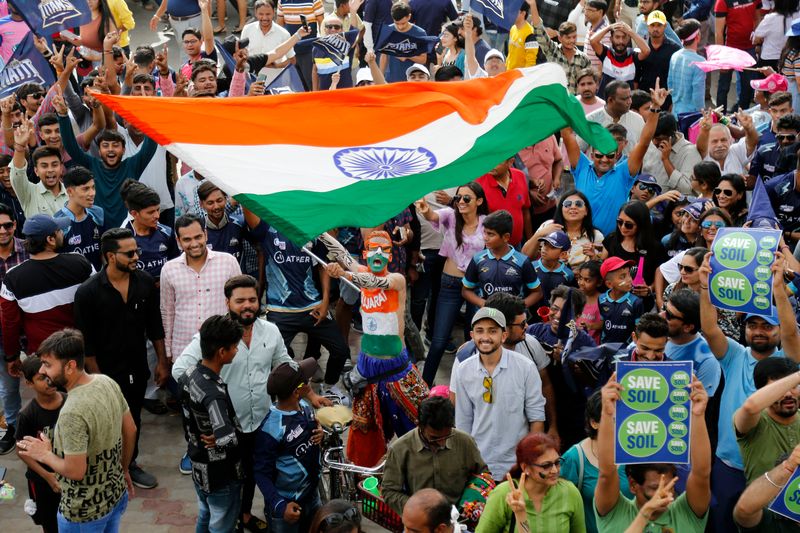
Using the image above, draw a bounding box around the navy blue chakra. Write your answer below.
[333,147,437,180]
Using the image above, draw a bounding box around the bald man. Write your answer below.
[402,489,455,533]
[696,112,759,175]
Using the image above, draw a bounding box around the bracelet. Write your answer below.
[699,285,709,290]
[764,470,787,489]
[649,107,661,113]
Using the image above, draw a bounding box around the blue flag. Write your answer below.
[265,64,305,95]
[294,28,358,55]
[312,34,352,67]
[471,0,525,32]
[214,38,255,93]
[0,32,55,97]
[8,0,91,41]
[375,26,439,57]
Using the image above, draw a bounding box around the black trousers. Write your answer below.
[267,311,349,385]
[240,430,257,516]
[112,372,147,464]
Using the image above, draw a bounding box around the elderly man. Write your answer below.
[402,489,456,533]
[382,396,488,515]
[696,109,759,174]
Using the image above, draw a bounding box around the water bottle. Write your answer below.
[632,256,646,288]
[76,46,102,62]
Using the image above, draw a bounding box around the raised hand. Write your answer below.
[12,120,30,147]
[649,77,670,109]
[689,375,708,416]
[505,472,527,516]
[699,251,712,287]
[0,94,17,116]
[65,47,80,71]
[638,474,676,520]
[735,110,754,131]
[234,42,249,72]
[601,372,623,417]
[52,91,68,115]
[155,46,169,74]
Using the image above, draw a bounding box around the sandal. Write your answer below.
[233,25,246,33]
[213,26,226,34]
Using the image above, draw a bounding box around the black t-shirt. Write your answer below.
[739,510,800,533]
[15,393,66,483]
[635,38,681,93]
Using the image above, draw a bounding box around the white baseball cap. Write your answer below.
[356,67,373,85]
[484,48,505,65]
[405,64,430,79]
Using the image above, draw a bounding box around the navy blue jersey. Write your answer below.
[206,215,246,261]
[532,260,574,304]
[124,220,179,279]
[261,226,325,312]
[54,205,105,270]
[463,247,540,298]
[766,171,800,236]
[599,291,644,344]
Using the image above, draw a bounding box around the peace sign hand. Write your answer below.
[505,472,527,518]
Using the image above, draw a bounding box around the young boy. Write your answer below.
[254,359,323,533]
[532,230,574,310]
[463,210,541,309]
[15,356,65,533]
[53,166,105,270]
[599,256,644,343]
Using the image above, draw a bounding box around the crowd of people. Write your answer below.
[2,0,800,531]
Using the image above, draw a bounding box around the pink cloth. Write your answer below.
[691,44,756,72]
[159,249,242,359]
[0,18,30,63]
[428,208,486,273]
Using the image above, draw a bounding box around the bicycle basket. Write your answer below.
[357,481,403,533]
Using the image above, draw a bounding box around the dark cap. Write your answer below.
[267,359,318,398]
[22,214,70,239]
[538,230,571,251]
[634,174,662,194]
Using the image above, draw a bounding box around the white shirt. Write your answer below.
[754,12,799,61]
[704,137,752,175]
[240,21,295,60]
[580,108,644,156]
[119,126,174,211]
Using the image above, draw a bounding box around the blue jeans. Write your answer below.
[709,459,746,533]
[57,491,128,532]
[268,492,321,533]
[0,355,20,427]
[195,480,242,533]
[422,273,476,385]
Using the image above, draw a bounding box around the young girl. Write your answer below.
[780,29,800,111]
[576,260,602,344]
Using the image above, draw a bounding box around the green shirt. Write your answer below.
[595,492,707,533]
[476,479,585,533]
[53,375,129,523]
[739,509,800,533]
[381,428,488,515]
[738,411,800,484]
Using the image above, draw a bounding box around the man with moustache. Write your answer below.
[735,358,800,484]
[73,228,169,489]
[172,275,328,531]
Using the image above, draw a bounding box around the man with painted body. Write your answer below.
[322,230,429,467]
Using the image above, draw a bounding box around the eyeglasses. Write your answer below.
[453,194,473,204]
[617,218,636,230]
[562,199,585,208]
[532,458,563,470]
[420,428,454,443]
[482,376,493,404]
[678,263,697,273]
[713,188,735,197]
[510,318,527,329]
[0,222,14,231]
[593,152,616,160]
[664,308,683,322]
[320,507,361,532]
[325,24,342,29]
[30,92,45,99]
[777,133,797,142]
[114,248,142,258]
[701,220,725,229]
[637,183,658,194]
[182,39,200,45]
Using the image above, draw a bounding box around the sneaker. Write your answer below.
[351,319,363,334]
[179,453,192,475]
[444,341,457,354]
[129,463,158,489]
[0,425,15,455]
[242,515,268,532]
[321,385,351,407]
[143,398,168,415]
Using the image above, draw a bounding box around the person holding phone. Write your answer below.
[642,113,701,196]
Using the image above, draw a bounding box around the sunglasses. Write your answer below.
[0,222,14,231]
[617,218,636,230]
[678,263,697,273]
[664,308,683,322]
[114,248,143,258]
[701,220,725,229]
[321,507,361,531]
[532,458,563,470]
[453,194,473,204]
[777,133,797,142]
[593,152,616,160]
[29,92,45,99]
[562,199,585,208]
[509,318,528,329]
[325,24,342,29]
[483,376,493,404]
[713,188,735,197]
[637,183,658,194]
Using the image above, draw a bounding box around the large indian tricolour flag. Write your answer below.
[95,64,615,244]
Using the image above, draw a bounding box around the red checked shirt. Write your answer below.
[160,248,241,360]
[477,168,531,246]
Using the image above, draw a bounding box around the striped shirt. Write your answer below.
[585,17,610,74]
[532,22,592,93]
[781,48,800,78]
[160,249,242,360]
[277,0,324,27]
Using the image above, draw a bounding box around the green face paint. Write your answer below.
[366,247,390,273]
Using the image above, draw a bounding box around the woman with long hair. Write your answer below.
[309,500,362,533]
[712,174,748,226]
[523,189,606,269]
[416,182,489,385]
[754,0,800,69]
[476,433,585,532]
[780,29,800,110]
[690,161,721,200]
[438,23,466,73]
[78,0,118,53]
[602,201,667,303]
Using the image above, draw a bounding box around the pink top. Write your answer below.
[428,207,486,273]
[577,300,602,344]
[0,18,29,64]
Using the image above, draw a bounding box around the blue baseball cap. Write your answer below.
[22,214,70,238]
[682,199,709,220]
[787,17,800,36]
[745,309,779,326]
[634,174,662,194]
[538,230,571,251]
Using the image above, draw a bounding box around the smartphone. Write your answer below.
[256,73,267,83]
[300,14,309,31]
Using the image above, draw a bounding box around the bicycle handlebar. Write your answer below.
[323,447,386,475]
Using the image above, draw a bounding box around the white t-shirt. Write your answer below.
[240,21,295,60]
[659,250,685,285]
[754,12,798,61]
[118,126,174,211]
[703,137,752,175]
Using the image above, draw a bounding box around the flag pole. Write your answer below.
[301,246,361,292]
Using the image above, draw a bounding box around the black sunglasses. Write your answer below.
[665,308,683,322]
[115,248,142,258]
[532,458,563,470]
[453,194,473,204]
[29,92,45,99]
[326,24,342,29]
[593,152,616,160]
[637,183,658,193]
[678,263,697,273]
[617,218,636,230]
[777,133,797,142]
[714,188,735,197]
[321,507,361,531]
[0,222,14,231]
